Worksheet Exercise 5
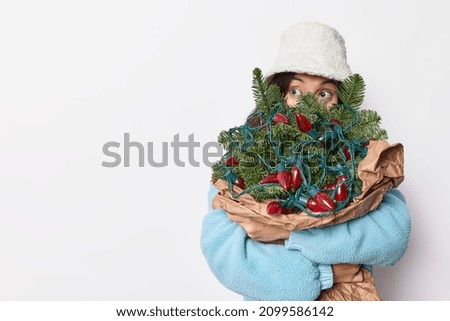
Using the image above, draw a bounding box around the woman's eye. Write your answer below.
[318,91,332,101]
[290,88,301,96]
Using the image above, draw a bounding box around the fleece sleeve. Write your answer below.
[200,185,332,301]
[285,189,411,266]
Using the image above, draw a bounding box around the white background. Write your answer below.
[0,0,449,300]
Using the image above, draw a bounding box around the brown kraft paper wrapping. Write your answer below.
[212,140,404,231]
[211,140,403,301]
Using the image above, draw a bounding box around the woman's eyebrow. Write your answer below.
[291,77,338,86]
[321,79,339,86]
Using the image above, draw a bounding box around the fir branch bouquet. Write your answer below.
[211,68,403,221]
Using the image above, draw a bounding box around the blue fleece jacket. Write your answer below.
[286,189,411,266]
[200,186,411,301]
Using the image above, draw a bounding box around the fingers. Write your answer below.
[332,264,364,283]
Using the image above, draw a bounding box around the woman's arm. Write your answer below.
[285,189,411,266]
[200,185,332,301]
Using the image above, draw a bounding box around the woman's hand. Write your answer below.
[227,212,290,242]
[332,264,363,283]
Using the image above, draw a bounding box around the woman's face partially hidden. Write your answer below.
[285,73,338,109]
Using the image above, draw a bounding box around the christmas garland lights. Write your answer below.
[211,68,388,217]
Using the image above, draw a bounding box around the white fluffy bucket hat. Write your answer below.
[266,21,352,81]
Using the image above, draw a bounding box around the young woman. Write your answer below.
[200,21,411,301]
